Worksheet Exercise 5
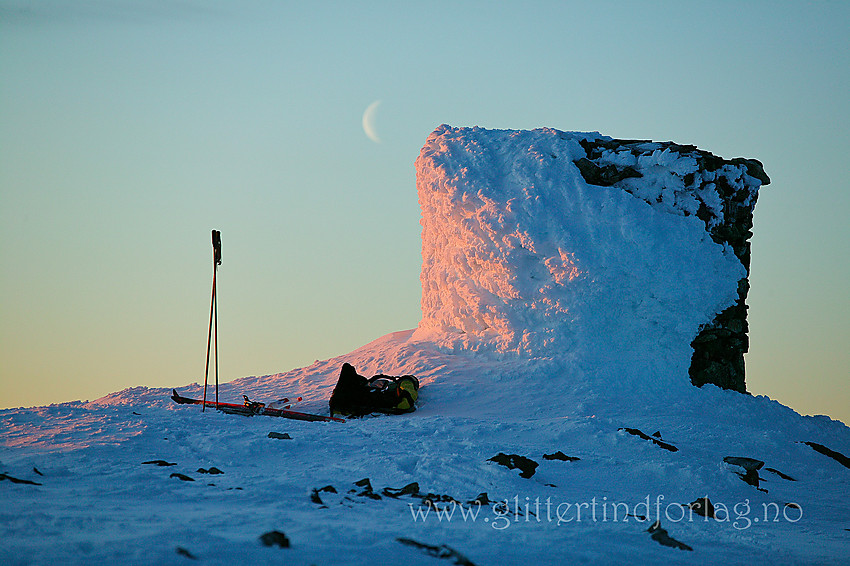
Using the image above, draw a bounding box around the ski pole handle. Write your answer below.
[212,230,221,266]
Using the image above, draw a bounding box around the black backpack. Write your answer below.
[329,363,419,417]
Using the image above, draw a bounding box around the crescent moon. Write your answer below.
[362,100,381,143]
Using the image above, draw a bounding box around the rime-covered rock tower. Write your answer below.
[414,125,768,392]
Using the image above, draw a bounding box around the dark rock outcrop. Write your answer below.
[723,456,765,488]
[142,460,176,467]
[175,547,197,560]
[0,472,41,486]
[619,427,678,452]
[170,473,194,482]
[686,496,715,518]
[259,530,290,548]
[647,520,693,551]
[197,467,223,475]
[397,538,477,566]
[765,467,796,481]
[487,453,539,478]
[804,442,850,469]
[542,451,580,462]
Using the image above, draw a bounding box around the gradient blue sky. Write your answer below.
[1,1,848,423]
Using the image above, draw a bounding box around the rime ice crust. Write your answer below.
[414,125,763,389]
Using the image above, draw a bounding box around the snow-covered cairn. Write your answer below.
[413,125,769,392]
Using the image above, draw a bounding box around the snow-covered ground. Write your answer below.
[2,331,849,565]
[3,126,848,564]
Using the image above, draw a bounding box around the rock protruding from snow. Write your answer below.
[414,125,767,391]
[576,138,768,393]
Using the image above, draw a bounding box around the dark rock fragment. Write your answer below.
[175,547,197,560]
[267,432,292,440]
[686,497,715,518]
[466,493,490,506]
[542,451,580,462]
[619,428,678,452]
[382,482,420,498]
[738,469,763,488]
[197,467,224,475]
[318,479,493,516]
[352,477,381,499]
[311,484,338,505]
[259,530,290,548]
[0,473,41,486]
[487,453,539,478]
[170,473,195,482]
[143,460,177,467]
[397,537,476,566]
[573,157,642,187]
[723,456,764,472]
[724,456,764,488]
[731,157,770,185]
[647,520,693,551]
[765,467,796,481]
[422,493,459,506]
[804,442,850,469]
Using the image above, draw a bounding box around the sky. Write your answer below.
[1,1,848,423]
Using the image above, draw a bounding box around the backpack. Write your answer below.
[329,363,419,417]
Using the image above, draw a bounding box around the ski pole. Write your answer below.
[203,230,222,411]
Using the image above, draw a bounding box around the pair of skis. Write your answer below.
[171,389,345,423]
